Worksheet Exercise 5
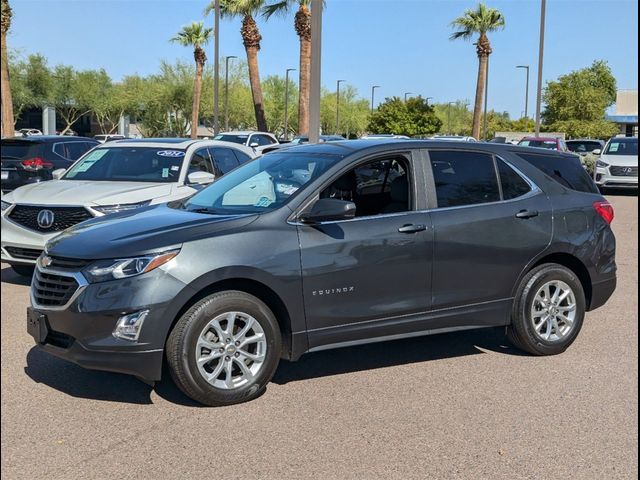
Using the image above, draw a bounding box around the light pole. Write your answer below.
[535,0,546,136]
[224,56,237,132]
[404,92,413,102]
[516,65,530,119]
[309,0,323,143]
[213,0,221,135]
[371,85,380,113]
[447,101,455,134]
[336,79,345,135]
[284,68,296,141]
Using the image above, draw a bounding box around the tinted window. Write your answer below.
[566,141,602,153]
[66,142,93,160]
[519,139,558,150]
[514,152,598,194]
[233,150,252,164]
[497,159,532,200]
[213,134,248,145]
[211,148,239,174]
[253,135,275,146]
[52,143,69,159]
[189,149,214,174]
[429,150,500,208]
[604,138,638,156]
[0,140,43,160]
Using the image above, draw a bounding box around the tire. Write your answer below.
[11,265,35,278]
[507,263,586,356]
[166,291,282,406]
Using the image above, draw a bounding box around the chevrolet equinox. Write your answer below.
[27,140,617,406]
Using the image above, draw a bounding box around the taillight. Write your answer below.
[21,157,53,170]
[593,200,614,225]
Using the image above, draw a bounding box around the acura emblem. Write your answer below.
[37,209,55,229]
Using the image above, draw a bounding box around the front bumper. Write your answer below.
[595,167,638,188]
[27,265,188,383]
[1,213,59,265]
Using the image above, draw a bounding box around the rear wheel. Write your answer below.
[166,291,282,406]
[507,263,586,355]
[10,265,35,278]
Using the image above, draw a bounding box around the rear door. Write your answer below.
[427,149,552,314]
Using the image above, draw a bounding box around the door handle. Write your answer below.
[398,224,427,233]
[516,209,539,219]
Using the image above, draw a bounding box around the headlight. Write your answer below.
[93,201,151,215]
[1,200,11,212]
[596,160,610,168]
[83,249,180,283]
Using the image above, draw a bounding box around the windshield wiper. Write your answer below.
[188,207,223,215]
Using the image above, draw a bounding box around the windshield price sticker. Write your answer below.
[157,150,185,158]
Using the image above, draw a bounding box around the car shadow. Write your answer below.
[1,266,32,286]
[24,327,525,406]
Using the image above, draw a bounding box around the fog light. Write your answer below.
[113,310,149,341]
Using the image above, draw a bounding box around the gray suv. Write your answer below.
[27,140,617,406]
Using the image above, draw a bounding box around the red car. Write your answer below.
[518,136,568,152]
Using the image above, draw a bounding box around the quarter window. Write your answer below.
[429,150,500,208]
[514,152,598,194]
[497,159,532,200]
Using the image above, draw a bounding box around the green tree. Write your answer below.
[432,100,472,135]
[9,53,52,123]
[1,0,15,136]
[320,85,370,137]
[369,96,442,137]
[542,60,618,138]
[206,0,269,132]
[262,74,298,135]
[171,21,213,138]
[509,116,535,132]
[450,2,505,140]
[50,66,104,134]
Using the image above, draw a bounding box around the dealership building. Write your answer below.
[606,89,638,137]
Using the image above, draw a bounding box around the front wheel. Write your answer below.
[507,263,586,356]
[166,291,282,406]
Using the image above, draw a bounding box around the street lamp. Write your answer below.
[535,0,546,136]
[284,68,296,141]
[336,79,345,135]
[371,85,380,113]
[212,0,221,135]
[309,0,323,143]
[224,56,237,132]
[516,65,530,119]
[404,92,413,102]
[447,101,455,134]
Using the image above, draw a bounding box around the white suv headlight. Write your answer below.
[1,200,12,212]
[83,249,180,283]
[93,201,151,215]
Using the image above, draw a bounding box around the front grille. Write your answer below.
[8,205,93,232]
[47,256,92,270]
[5,246,42,261]
[610,166,638,177]
[32,269,79,307]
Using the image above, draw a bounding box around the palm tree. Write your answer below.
[171,22,213,139]
[450,3,505,139]
[263,0,313,135]
[1,0,15,137]
[206,0,268,132]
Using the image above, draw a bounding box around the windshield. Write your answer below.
[604,138,638,156]
[0,140,42,159]
[566,141,602,153]
[63,147,185,182]
[519,139,558,149]
[181,152,342,214]
[213,134,249,145]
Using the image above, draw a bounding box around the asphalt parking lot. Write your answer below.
[1,194,637,480]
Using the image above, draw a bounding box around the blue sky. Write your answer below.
[8,0,639,118]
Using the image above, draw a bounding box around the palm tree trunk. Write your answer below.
[1,31,15,138]
[472,55,487,140]
[295,5,311,135]
[241,15,267,132]
[191,60,204,139]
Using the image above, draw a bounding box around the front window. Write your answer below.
[519,139,558,150]
[181,152,342,215]
[567,141,602,153]
[213,134,249,145]
[63,147,186,182]
[604,138,638,156]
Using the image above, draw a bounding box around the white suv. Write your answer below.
[212,131,279,154]
[1,138,256,275]
[594,137,638,190]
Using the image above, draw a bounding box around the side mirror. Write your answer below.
[592,149,602,155]
[299,198,356,224]
[52,168,66,180]
[250,141,260,148]
[187,171,215,185]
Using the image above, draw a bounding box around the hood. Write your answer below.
[600,154,638,167]
[4,180,175,206]
[46,204,258,259]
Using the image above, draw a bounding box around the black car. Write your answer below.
[1,136,99,192]
[27,140,616,406]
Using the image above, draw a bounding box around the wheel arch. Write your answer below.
[529,252,593,309]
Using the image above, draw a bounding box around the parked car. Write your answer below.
[16,128,44,137]
[94,134,127,144]
[594,136,638,190]
[290,135,346,144]
[212,131,279,154]
[430,135,478,142]
[1,138,257,276]
[518,136,568,152]
[24,139,616,406]
[360,134,411,139]
[566,139,605,156]
[1,136,99,193]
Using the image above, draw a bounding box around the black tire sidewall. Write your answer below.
[171,291,282,406]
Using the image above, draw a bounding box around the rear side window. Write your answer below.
[211,147,239,175]
[514,152,598,194]
[233,150,252,164]
[497,159,532,200]
[429,150,500,208]
[66,142,93,160]
[52,143,69,159]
